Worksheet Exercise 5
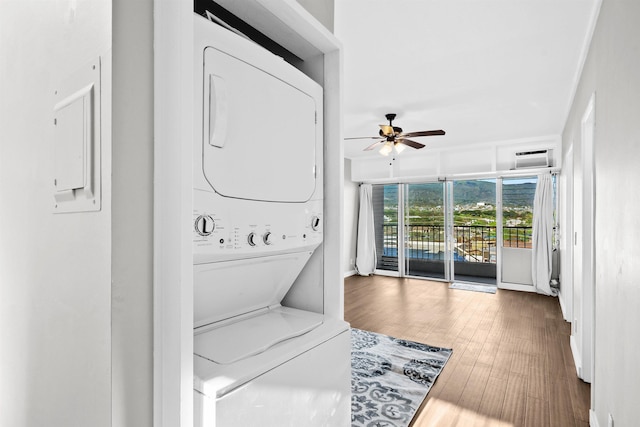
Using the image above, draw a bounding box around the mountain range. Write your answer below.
[381,180,537,207]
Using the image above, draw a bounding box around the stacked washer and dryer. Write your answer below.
[192,14,351,426]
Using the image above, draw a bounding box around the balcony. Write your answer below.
[378,224,532,281]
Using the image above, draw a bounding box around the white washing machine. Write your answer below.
[192,14,350,426]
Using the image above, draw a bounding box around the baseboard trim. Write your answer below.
[590,409,599,427]
[344,270,357,278]
[569,335,583,379]
[373,269,401,278]
[558,290,571,322]
[498,282,535,292]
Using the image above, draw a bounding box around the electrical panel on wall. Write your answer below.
[52,57,101,213]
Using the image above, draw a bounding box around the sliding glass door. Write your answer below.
[404,183,447,279]
[372,184,400,274]
[372,179,499,285]
[451,180,497,285]
[500,176,537,286]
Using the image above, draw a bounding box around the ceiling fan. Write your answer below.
[346,113,445,155]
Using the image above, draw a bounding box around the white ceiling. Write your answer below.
[335,0,600,159]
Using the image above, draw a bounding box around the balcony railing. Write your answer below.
[502,226,533,248]
[382,224,533,264]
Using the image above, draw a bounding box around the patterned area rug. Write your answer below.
[449,282,497,294]
[351,328,452,427]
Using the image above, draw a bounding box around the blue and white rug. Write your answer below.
[351,328,452,427]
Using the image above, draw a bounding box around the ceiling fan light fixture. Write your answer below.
[347,113,445,154]
[379,141,393,156]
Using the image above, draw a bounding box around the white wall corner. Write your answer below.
[344,270,356,278]
[590,409,600,427]
[560,0,603,130]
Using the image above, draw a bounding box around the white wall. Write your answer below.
[561,1,640,425]
[0,1,156,426]
[349,136,560,183]
[343,159,359,276]
[0,1,112,426]
[296,0,334,32]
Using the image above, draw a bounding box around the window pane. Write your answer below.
[405,183,446,279]
[452,180,497,264]
[373,184,398,272]
[502,177,536,248]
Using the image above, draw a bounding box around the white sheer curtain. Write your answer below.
[355,183,376,276]
[531,173,555,296]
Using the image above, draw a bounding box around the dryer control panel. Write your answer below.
[193,189,322,264]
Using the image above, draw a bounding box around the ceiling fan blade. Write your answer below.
[402,129,446,138]
[379,124,394,136]
[344,136,383,140]
[364,140,383,151]
[397,138,425,149]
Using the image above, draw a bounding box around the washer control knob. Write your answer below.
[311,215,321,231]
[195,215,215,236]
[263,231,274,245]
[247,232,257,246]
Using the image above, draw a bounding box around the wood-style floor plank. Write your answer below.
[548,378,577,427]
[524,396,549,427]
[344,275,591,427]
[501,373,528,426]
[477,375,508,420]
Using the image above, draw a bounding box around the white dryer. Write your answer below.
[192,14,350,426]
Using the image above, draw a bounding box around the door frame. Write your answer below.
[559,144,574,322]
[398,184,406,277]
[402,179,498,284]
[391,181,452,282]
[570,92,596,384]
[498,175,538,291]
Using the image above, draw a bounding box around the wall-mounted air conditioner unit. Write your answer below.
[514,149,550,169]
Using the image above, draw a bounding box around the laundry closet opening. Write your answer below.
[188,3,350,425]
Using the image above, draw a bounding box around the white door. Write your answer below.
[500,176,538,290]
[571,94,595,383]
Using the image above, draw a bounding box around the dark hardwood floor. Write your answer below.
[344,275,591,427]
